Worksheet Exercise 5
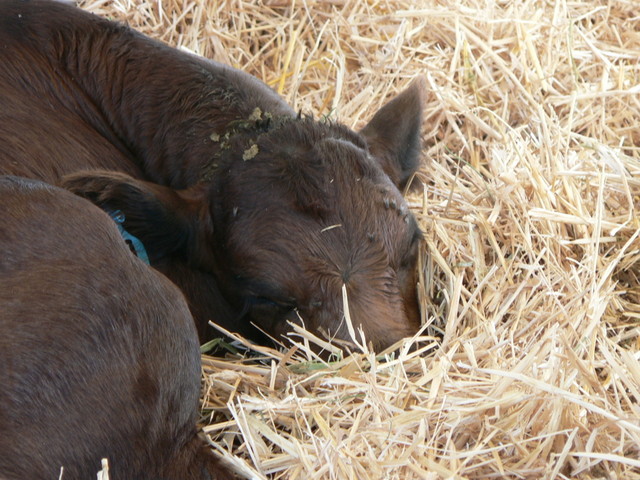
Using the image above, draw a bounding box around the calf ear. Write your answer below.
[62,171,197,262]
[360,78,425,189]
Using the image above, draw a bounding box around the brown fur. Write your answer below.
[0,176,234,480]
[0,0,425,351]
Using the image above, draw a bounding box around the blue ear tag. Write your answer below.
[107,210,151,265]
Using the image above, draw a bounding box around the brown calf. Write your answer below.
[0,0,424,351]
[0,176,233,480]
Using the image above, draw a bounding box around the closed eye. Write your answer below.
[247,296,295,311]
[244,295,297,331]
[236,276,296,311]
[399,223,422,268]
[410,228,423,248]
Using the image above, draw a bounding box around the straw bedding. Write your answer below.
[80,0,640,478]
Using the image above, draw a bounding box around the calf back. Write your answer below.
[0,177,229,479]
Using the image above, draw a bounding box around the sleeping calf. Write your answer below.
[0,177,233,480]
[0,0,424,351]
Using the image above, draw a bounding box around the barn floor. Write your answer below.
[81,1,640,478]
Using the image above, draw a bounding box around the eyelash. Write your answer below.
[249,296,295,311]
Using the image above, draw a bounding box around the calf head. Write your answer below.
[64,79,425,352]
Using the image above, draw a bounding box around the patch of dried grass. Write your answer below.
[80,0,640,478]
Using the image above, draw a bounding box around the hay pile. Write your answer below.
[81,0,640,478]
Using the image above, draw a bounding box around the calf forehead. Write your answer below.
[230,153,410,236]
[228,176,415,288]
[213,117,418,284]
[225,124,402,213]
